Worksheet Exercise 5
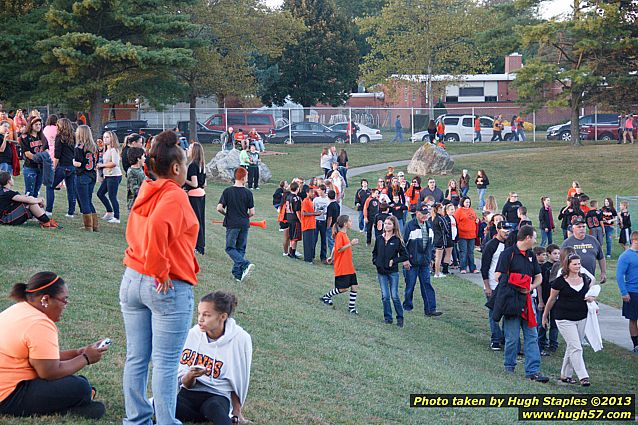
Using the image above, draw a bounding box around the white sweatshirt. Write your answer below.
[177,318,253,405]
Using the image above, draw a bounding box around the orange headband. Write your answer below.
[26,276,60,293]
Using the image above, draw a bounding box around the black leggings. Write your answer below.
[189,195,206,253]
[176,388,231,424]
[0,375,93,417]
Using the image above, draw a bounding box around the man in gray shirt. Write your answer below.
[418,178,444,207]
[561,216,606,283]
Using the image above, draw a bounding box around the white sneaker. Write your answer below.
[108,217,120,224]
[102,213,113,220]
[283,252,288,257]
[295,252,303,258]
[45,212,53,218]
[433,273,445,278]
[65,214,75,218]
[240,264,255,282]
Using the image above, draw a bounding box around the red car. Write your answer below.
[579,123,636,141]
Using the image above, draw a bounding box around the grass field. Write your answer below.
[1,140,637,424]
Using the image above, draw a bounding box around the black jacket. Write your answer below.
[372,234,409,275]
[538,207,554,230]
[502,201,522,223]
[355,188,371,211]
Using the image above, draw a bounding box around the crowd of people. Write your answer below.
[2,124,638,421]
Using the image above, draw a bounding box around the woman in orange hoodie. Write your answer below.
[454,196,479,274]
[120,130,200,425]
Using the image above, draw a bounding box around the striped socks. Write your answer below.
[348,291,357,313]
[324,288,340,299]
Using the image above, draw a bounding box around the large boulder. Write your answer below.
[407,143,454,176]
[206,149,272,183]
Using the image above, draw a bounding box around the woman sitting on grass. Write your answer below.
[0,171,59,228]
[0,272,108,419]
[176,291,252,425]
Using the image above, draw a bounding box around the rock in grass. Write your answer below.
[206,149,272,183]
[407,143,454,176]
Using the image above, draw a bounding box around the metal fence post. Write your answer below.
[533,110,536,143]
[410,107,414,143]
[595,105,598,141]
[224,107,228,132]
[471,107,475,144]
[349,107,352,144]
[288,108,292,143]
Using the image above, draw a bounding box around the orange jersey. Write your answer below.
[301,197,316,231]
[334,231,355,276]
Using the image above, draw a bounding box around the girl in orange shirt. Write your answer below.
[321,215,360,314]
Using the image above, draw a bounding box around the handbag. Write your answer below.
[490,251,528,321]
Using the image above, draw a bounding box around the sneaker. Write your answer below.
[283,252,288,256]
[540,350,551,357]
[397,320,404,328]
[606,255,611,259]
[490,342,501,351]
[101,212,113,220]
[295,252,303,258]
[255,187,260,190]
[349,308,359,315]
[321,296,333,306]
[425,311,442,317]
[45,211,53,218]
[65,214,75,218]
[240,264,255,282]
[41,219,60,229]
[633,346,638,355]
[527,373,549,383]
[460,270,467,274]
[472,269,480,274]
[433,273,445,278]
[384,319,393,324]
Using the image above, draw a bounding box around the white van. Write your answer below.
[410,115,515,142]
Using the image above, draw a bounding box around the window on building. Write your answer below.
[459,87,484,97]
[485,96,497,102]
[446,96,459,103]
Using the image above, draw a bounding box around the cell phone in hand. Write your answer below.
[97,338,111,349]
[190,364,207,371]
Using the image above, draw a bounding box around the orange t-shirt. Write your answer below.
[474,118,480,131]
[0,302,59,402]
[301,197,316,231]
[334,231,355,276]
[454,207,478,239]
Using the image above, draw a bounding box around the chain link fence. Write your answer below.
[64,104,629,144]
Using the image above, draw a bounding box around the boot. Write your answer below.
[91,213,99,232]
[442,263,449,275]
[82,214,92,231]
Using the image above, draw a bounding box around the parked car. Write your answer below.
[267,122,346,144]
[101,120,148,141]
[329,122,382,143]
[203,112,275,137]
[410,115,514,142]
[177,121,223,144]
[546,114,618,141]
[579,120,636,141]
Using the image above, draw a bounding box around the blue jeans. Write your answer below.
[474,130,482,142]
[46,165,76,215]
[315,220,327,260]
[518,129,527,141]
[338,166,348,187]
[97,175,122,219]
[540,229,553,247]
[378,272,403,322]
[403,264,436,313]
[225,227,250,279]
[23,166,43,197]
[604,226,614,256]
[537,306,559,351]
[392,130,404,143]
[76,174,96,214]
[358,211,365,231]
[120,268,194,425]
[477,188,486,209]
[0,162,12,174]
[486,294,503,344]
[503,314,541,376]
[458,238,476,272]
[460,187,469,198]
[327,229,334,256]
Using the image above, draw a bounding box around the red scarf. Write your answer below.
[10,143,20,176]
[508,272,537,328]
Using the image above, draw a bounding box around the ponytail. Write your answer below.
[10,272,65,301]
[332,214,350,238]
[200,290,238,316]
[149,130,185,177]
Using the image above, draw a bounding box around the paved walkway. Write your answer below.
[339,148,634,352]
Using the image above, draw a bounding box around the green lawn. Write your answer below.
[1,141,636,424]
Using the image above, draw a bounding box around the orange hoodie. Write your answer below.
[124,179,200,285]
[454,207,478,239]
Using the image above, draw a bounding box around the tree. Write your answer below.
[514,0,638,146]
[35,0,197,135]
[359,0,490,114]
[260,0,359,107]
[176,0,302,139]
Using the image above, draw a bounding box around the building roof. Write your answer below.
[392,73,517,83]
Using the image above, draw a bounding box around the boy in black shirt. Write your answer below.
[586,200,604,249]
[285,181,303,259]
[373,203,391,240]
[364,189,380,246]
[354,179,371,232]
[326,189,340,261]
[538,244,560,355]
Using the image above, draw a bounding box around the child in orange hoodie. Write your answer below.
[120,130,200,425]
